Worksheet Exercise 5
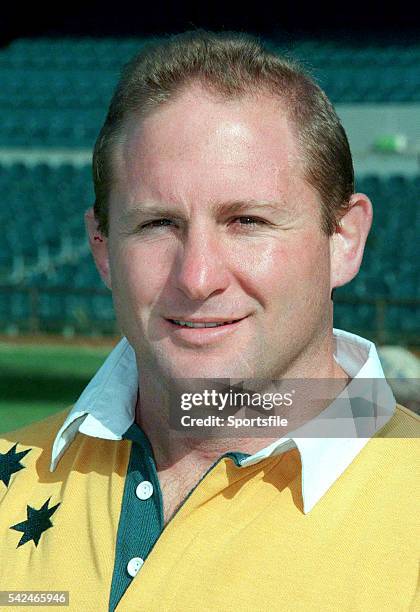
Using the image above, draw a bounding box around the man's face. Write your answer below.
[106,84,333,380]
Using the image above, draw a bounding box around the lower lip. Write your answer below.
[164,317,247,345]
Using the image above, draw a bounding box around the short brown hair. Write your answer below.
[92,29,354,236]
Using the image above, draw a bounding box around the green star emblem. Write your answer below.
[11,497,61,548]
[0,443,31,487]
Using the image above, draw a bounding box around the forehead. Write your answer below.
[111,83,313,212]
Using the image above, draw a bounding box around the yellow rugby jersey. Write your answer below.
[0,404,419,611]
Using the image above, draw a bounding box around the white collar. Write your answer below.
[50,329,395,513]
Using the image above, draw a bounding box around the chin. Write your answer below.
[160,357,236,381]
[170,365,228,381]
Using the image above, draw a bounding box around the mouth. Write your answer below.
[166,318,245,328]
[163,315,248,345]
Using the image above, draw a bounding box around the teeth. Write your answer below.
[172,320,235,328]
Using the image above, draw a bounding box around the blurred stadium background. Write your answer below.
[0,29,419,432]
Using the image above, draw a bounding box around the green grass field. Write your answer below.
[0,341,117,434]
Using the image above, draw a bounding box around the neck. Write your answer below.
[134,331,350,474]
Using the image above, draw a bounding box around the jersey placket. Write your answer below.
[109,422,250,612]
[108,423,164,612]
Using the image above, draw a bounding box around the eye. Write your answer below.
[139,218,174,231]
[232,216,267,228]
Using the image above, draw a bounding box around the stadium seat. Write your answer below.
[2,38,420,148]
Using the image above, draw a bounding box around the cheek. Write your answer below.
[238,232,329,296]
[110,245,162,308]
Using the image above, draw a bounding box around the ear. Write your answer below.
[329,193,373,291]
[84,207,112,290]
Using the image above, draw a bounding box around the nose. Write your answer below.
[174,223,231,300]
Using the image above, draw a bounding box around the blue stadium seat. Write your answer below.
[2,38,420,149]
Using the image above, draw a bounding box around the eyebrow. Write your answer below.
[120,199,286,225]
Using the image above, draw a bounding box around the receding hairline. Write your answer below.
[92,32,353,238]
[105,79,309,202]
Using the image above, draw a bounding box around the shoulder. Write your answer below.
[375,403,420,439]
[0,409,72,515]
[1,407,133,485]
[337,404,419,512]
[0,407,131,510]
[0,409,71,491]
[358,403,420,476]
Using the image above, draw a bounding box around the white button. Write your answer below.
[136,480,154,500]
[127,557,144,577]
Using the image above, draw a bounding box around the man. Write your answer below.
[1,30,418,611]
